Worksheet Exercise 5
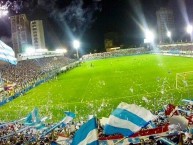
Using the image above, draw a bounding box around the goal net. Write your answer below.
[176,71,193,89]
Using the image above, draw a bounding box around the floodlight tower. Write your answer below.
[73,40,80,59]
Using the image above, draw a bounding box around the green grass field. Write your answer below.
[1,54,193,122]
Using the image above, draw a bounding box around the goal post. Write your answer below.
[176,71,193,89]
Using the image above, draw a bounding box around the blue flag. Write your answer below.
[25,107,40,126]
[71,117,99,145]
[41,111,75,137]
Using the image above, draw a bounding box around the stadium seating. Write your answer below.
[0,56,76,103]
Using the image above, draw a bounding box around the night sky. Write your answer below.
[0,0,193,55]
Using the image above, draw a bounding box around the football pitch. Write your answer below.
[1,54,193,122]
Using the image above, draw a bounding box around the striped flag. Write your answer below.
[24,108,48,131]
[71,117,99,145]
[0,40,17,65]
[25,107,40,126]
[104,102,156,137]
[41,111,75,137]
[165,104,179,117]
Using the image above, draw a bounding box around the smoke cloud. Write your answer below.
[36,0,102,37]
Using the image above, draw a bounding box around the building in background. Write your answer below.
[30,20,45,51]
[10,14,30,56]
[105,32,120,52]
[156,7,175,44]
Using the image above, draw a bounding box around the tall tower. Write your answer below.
[30,20,45,50]
[10,14,30,56]
[156,7,175,43]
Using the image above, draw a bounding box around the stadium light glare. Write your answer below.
[144,30,154,43]
[73,40,80,49]
[56,48,67,53]
[35,49,48,53]
[167,31,171,38]
[25,46,35,54]
[186,25,193,34]
[0,4,8,18]
[73,40,80,59]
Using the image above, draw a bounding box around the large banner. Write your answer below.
[0,40,17,65]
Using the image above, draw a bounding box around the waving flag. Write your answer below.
[25,107,40,126]
[165,104,179,117]
[24,108,48,131]
[72,117,99,145]
[104,102,156,137]
[0,40,17,65]
[41,111,75,137]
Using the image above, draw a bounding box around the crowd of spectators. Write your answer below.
[0,101,192,144]
[82,44,193,61]
[0,56,76,102]
[82,47,149,60]
[158,44,193,55]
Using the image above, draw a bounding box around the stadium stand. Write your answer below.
[0,56,77,105]
[82,47,149,60]
[157,43,193,55]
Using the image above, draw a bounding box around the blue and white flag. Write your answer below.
[24,108,48,131]
[41,111,75,137]
[71,117,99,145]
[104,102,156,137]
[0,40,17,65]
[25,107,41,126]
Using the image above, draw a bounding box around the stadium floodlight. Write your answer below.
[167,31,172,43]
[144,29,155,43]
[167,31,171,38]
[0,4,8,18]
[73,40,80,49]
[186,25,193,42]
[186,25,193,34]
[25,46,35,54]
[73,40,80,59]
